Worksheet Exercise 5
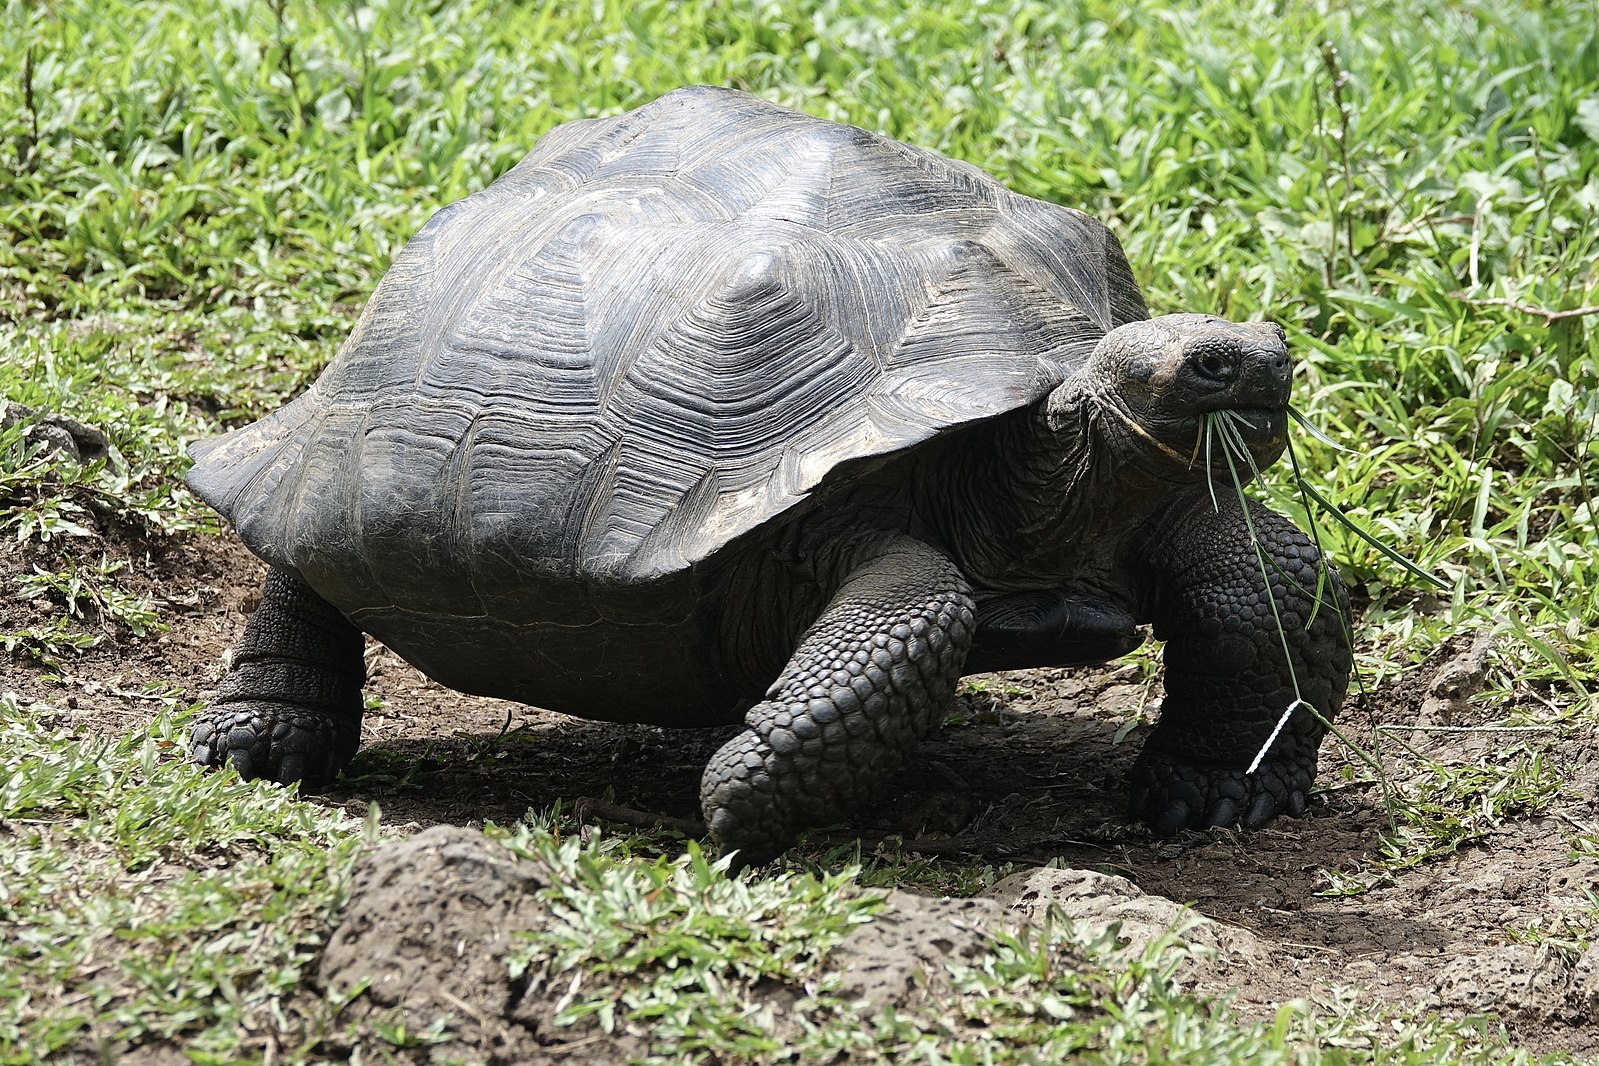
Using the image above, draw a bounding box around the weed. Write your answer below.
[0,695,368,1061]
[1381,746,1563,864]
[0,617,102,667]
[16,556,162,636]
[1505,888,1598,960]
[1321,742,1566,894]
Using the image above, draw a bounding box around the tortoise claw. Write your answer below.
[1202,796,1239,828]
[1242,790,1277,827]
[1127,747,1315,835]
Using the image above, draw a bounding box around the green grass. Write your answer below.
[0,695,370,1062]
[3,0,1597,1061]
[5,0,1596,677]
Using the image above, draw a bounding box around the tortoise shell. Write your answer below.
[188,86,1148,617]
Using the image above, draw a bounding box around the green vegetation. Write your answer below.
[0,695,368,1062]
[2,0,1596,1061]
[494,819,1550,1065]
[0,700,1571,1065]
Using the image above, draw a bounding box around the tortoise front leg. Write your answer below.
[191,568,366,786]
[700,536,975,864]
[1130,493,1351,834]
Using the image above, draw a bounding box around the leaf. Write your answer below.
[1289,405,1353,452]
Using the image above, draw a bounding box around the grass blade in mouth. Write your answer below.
[1203,411,1221,513]
[1211,412,1312,754]
[1214,409,1266,482]
[1216,408,1442,799]
[1216,413,1327,616]
[1232,408,1450,595]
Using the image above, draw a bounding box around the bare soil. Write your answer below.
[3,528,1596,1061]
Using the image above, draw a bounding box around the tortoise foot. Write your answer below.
[190,702,357,787]
[192,568,366,788]
[702,728,794,868]
[1126,748,1316,836]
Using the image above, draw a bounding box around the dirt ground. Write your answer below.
[3,527,1596,1060]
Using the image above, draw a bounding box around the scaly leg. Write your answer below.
[1130,493,1351,834]
[191,568,366,785]
[701,536,975,863]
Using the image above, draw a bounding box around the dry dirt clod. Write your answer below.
[1430,944,1575,1020]
[1547,860,1599,906]
[318,825,564,1063]
[1572,945,1599,1019]
[826,891,1006,1009]
[1416,626,1498,726]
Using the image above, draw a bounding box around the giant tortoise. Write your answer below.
[186,86,1351,862]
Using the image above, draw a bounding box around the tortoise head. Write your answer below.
[1058,313,1292,477]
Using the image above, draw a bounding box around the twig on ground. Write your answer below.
[1377,724,1559,733]
[1554,810,1599,837]
[435,988,492,1029]
[572,797,705,837]
[547,1035,609,1056]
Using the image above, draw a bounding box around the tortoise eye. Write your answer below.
[1196,348,1236,381]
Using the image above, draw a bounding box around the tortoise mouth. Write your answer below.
[1216,406,1286,443]
[1087,390,1287,470]
[1193,405,1288,470]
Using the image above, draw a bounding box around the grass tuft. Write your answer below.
[0,695,369,1062]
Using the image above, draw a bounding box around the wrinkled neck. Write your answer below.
[924,387,1184,593]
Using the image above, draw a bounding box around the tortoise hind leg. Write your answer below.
[191,568,366,786]
[965,590,1142,673]
[700,536,975,864]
